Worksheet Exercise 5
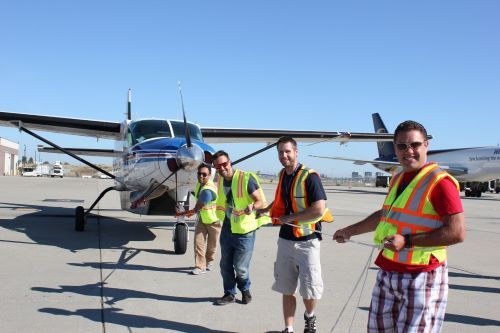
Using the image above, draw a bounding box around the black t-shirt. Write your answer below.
[278,164,327,241]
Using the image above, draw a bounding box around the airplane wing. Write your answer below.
[201,127,394,143]
[0,111,122,140]
[432,163,468,176]
[0,111,394,143]
[309,155,400,166]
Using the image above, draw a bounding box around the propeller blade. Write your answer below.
[130,167,179,208]
[127,89,132,120]
[178,82,192,147]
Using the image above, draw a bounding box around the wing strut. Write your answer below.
[12,121,116,180]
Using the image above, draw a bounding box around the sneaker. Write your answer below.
[281,329,293,333]
[206,261,214,271]
[215,293,235,305]
[303,313,317,333]
[241,290,252,304]
[190,268,206,275]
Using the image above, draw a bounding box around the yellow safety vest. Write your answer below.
[270,166,334,237]
[374,163,459,265]
[194,180,219,224]
[215,170,271,234]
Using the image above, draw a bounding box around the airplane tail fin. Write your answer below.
[372,113,395,159]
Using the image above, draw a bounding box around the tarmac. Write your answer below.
[0,176,499,333]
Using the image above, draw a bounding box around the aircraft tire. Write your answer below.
[464,189,471,197]
[75,206,86,231]
[174,223,188,254]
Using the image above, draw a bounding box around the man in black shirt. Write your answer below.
[258,136,332,333]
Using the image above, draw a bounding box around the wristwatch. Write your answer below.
[403,234,413,249]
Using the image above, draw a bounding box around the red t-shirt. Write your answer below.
[375,169,463,273]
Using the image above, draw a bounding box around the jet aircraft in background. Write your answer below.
[0,90,394,253]
[310,113,500,197]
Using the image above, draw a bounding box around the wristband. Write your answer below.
[404,234,413,248]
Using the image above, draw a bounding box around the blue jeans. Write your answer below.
[219,225,256,295]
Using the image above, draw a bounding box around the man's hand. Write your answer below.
[382,234,405,251]
[333,228,352,243]
[244,203,254,215]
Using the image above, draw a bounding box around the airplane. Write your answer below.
[310,113,500,198]
[0,89,395,254]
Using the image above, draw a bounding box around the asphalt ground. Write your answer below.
[0,176,499,333]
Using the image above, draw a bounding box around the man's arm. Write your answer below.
[275,199,325,225]
[333,209,382,243]
[383,212,465,251]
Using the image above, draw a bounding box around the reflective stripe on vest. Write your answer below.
[194,180,219,224]
[271,166,333,238]
[215,170,270,234]
[374,163,459,265]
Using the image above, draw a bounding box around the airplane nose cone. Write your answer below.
[176,144,204,171]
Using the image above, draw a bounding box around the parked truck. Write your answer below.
[50,162,64,178]
[35,164,51,177]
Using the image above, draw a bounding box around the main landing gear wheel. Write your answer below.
[173,223,188,254]
[75,206,86,231]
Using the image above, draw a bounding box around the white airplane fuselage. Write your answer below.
[112,119,214,213]
[427,147,500,182]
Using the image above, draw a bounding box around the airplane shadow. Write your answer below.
[449,283,500,294]
[39,307,233,332]
[0,201,181,253]
[449,271,500,281]
[32,282,218,305]
[358,307,500,327]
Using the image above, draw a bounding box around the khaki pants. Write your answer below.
[194,220,222,270]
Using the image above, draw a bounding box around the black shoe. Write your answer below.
[215,293,235,305]
[281,329,293,333]
[304,313,317,333]
[241,290,252,304]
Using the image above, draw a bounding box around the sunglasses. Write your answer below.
[395,141,425,151]
[197,172,209,177]
[214,161,229,170]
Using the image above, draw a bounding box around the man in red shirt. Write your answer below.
[333,120,465,333]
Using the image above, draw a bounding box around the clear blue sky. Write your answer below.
[1,1,499,177]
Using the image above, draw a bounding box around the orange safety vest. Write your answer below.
[374,163,459,265]
[270,165,333,238]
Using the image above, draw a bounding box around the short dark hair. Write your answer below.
[394,120,428,141]
[212,150,230,163]
[198,164,211,174]
[276,136,297,149]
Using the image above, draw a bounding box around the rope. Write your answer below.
[282,222,438,251]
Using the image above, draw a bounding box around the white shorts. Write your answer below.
[272,237,323,299]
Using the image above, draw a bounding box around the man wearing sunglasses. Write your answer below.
[212,150,271,306]
[178,164,221,275]
[333,120,465,333]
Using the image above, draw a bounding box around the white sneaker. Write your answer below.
[206,261,214,271]
[191,268,206,275]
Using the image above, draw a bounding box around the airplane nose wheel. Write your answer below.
[75,206,86,231]
[173,222,189,254]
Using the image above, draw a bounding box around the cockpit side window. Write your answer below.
[170,121,204,142]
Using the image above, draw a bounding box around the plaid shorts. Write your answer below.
[368,263,448,333]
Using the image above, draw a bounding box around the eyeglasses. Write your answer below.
[214,161,229,170]
[395,141,425,151]
[197,172,208,177]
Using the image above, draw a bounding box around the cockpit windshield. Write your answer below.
[170,121,204,142]
[129,120,172,145]
[128,119,204,145]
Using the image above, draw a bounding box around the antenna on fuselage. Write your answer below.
[127,89,132,120]
[178,81,192,147]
